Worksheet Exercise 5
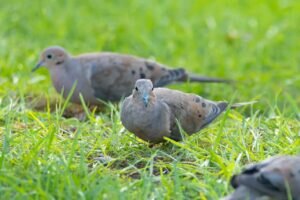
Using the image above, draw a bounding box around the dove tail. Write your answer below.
[154,68,186,87]
[218,102,229,111]
[154,68,232,87]
[230,101,258,109]
[187,73,232,83]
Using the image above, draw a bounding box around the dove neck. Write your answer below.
[134,94,156,109]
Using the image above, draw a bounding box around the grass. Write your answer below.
[0,0,300,199]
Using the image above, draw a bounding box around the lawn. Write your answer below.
[0,0,300,199]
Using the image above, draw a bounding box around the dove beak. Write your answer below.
[32,60,44,72]
[142,94,149,107]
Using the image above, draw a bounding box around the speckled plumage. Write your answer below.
[33,46,230,105]
[121,79,248,143]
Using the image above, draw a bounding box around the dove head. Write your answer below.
[32,46,70,72]
[133,79,155,107]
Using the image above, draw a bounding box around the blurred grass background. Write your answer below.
[0,0,299,199]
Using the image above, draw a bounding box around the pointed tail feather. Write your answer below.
[230,101,258,109]
[187,73,233,84]
[155,68,233,87]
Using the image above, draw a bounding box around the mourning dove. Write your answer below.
[33,46,230,105]
[223,155,300,200]
[120,79,254,143]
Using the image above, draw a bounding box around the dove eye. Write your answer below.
[135,87,138,91]
[47,54,53,59]
[152,87,154,91]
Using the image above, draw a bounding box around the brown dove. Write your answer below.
[223,155,300,200]
[120,79,254,143]
[33,46,230,105]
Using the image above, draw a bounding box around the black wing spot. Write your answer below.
[198,114,202,118]
[202,102,206,107]
[140,73,146,78]
[195,97,201,103]
[179,103,184,109]
[132,70,136,75]
[145,61,155,71]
